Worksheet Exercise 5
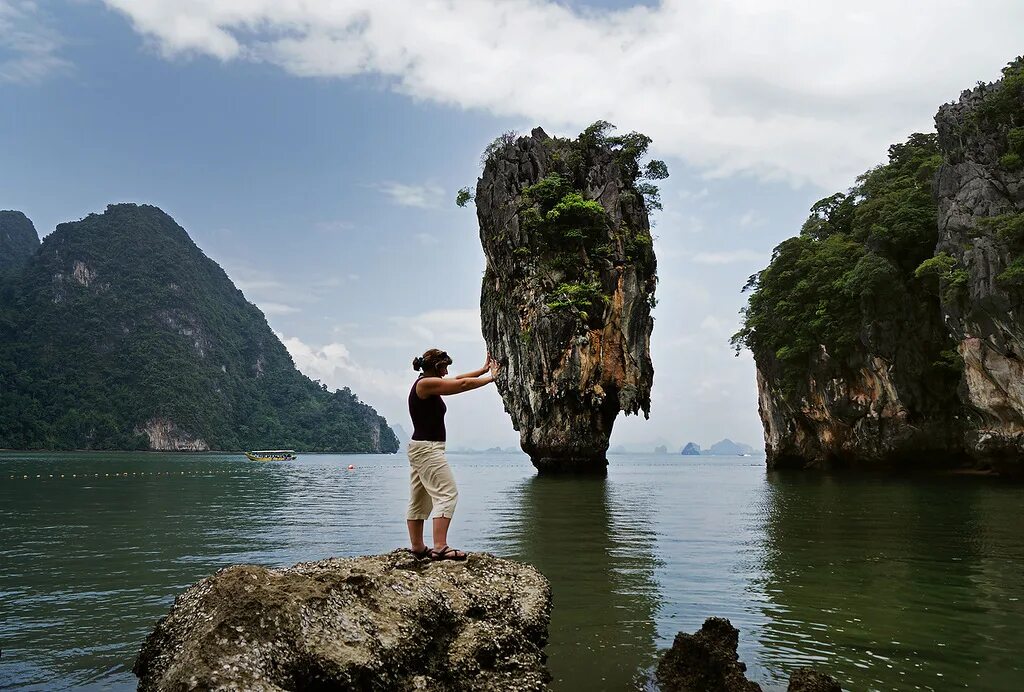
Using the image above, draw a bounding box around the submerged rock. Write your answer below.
[134,551,551,691]
[787,668,843,692]
[655,618,842,692]
[474,124,662,473]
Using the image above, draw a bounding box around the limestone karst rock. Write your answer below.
[740,58,1023,473]
[934,58,1024,469]
[474,124,662,473]
[0,210,40,271]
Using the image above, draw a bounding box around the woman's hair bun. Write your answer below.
[412,356,423,371]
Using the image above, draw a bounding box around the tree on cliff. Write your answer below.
[731,133,955,395]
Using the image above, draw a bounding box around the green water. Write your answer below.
[1,451,1022,690]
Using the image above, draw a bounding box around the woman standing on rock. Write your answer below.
[407,348,499,561]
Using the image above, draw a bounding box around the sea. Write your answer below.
[1,451,1022,690]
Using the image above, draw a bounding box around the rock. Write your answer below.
[475,125,659,474]
[656,618,842,692]
[655,617,761,691]
[934,59,1024,473]
[0,210,40,272]
[787,667,843,692]
[705,439,754,455]
[681,442,701,456]
[745,60,1024,473]
[134,551,551,691]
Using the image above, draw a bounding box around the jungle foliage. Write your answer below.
[731,133,945,392]
[0,204,398,452]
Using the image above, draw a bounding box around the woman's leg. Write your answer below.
[406,443,433,554]
[407,519,427,553]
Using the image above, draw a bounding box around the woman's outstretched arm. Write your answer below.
[420,359,501,396]
[454,353,491,379]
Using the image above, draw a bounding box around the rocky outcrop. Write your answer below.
[656,618,760,692]
[935,60,1024,471]
[138,418,210,451]
[756,345,965,470]
[475,125,659,473]
[134,551,551,691]
[748,59,1023,473]
[0,210,40,271]
[681,442,701,456]
[655,618,841,692]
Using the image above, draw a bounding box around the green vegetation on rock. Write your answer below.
[0,204,398,452]
[464,122,666,333]
[732,133,946,393]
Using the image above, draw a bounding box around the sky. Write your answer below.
[2,1,1022,452]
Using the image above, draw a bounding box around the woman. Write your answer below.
[406,348,499,561]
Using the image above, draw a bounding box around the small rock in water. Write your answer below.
[655,617,842,692]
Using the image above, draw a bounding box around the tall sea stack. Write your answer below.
[474,124,663,473]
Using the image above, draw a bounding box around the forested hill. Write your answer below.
[0,210,40,272]
[0,203,398,453]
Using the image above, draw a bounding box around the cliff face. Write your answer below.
[744,58,1023,472]
[935,64,1024,469]
[0,204,398,453]
[0,210,40,271]
[475,126,659,473]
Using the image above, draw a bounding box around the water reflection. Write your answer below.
[756,473,1024,691]
[0,453,285,689]
[492,475,661,690]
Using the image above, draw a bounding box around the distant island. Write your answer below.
[680,439,756,456]
[0,204,398,453]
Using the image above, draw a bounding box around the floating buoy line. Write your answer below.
[6,470,239,480]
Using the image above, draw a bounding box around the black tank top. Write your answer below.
[409,376,446,441]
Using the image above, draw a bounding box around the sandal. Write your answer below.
[430,545,468,561]
[408,546,432,559]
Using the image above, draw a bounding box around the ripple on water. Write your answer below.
[2,453,1024,690]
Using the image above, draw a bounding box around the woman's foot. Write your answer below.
[408,545,431,559]
[430,545,468,561]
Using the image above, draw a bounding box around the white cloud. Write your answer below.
[100,0,1024,188]
[260,301,300,315]
[414,232,439,245]
[737,211,764,229]
[375,182,445,209]
[314,220,354,233]
[397,308,482,345]
[0,1,70,83]
[691,249,766,265]
[278,332,410,403]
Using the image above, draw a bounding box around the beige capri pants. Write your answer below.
[406,440,459,520]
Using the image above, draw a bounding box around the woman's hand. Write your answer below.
[488,358,501,379]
